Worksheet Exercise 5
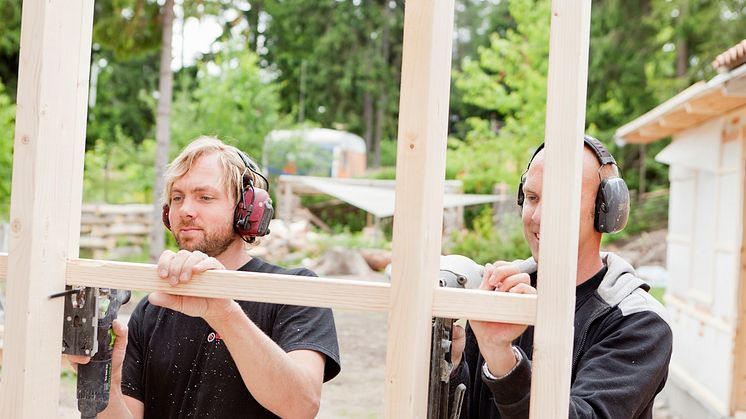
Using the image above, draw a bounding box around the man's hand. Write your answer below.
[469,261,536,377]
[451,324,466,371]
[149,250,238,322]
[65,319,128,372]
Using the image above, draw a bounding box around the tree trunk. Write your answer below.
[373,1,391,169]
[676,38,688,78]
[373,95,385,168]
[638,144,646,201]
[363,90,373,162]
[149,0,175,262]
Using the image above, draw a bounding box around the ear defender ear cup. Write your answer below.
[234,186,274,237]
[595,176,630,233]
[516,177,526,207]
[233,150,274,241]
[516,136,630,234]
[162,204,171,230]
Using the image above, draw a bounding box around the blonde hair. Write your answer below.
[162,136,264,206]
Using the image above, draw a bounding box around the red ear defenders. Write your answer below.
[162,150,274,242]
[516,135,629,234]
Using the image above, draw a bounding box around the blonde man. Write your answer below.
[84,136,340,418]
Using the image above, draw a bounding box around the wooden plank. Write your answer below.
[529,1,592,417]
[731,133,746,413]
[686,90,746,115]
[725,75,746,98]
[384,0,455,417]
[2,254,541,321]
[2,255,540,323]
[432,288,536,324]
[638,122,676,138]
[67,258,390,312]
[662,108,712,127]
[616,82,708,143]
[0,0,94,416]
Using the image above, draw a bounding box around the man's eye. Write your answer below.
[201,196,213,201]
[171,196,182,202]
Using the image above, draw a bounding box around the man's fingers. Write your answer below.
[193,256,224,275]
[112,319,128,347]
[65,355,90,373]
[497,272,531,292]
[508,282,537,295]
[451,324,466,369]
[179,251,208,283]
[167,250,193,285]
[157,250,176,279]
[488,264,521,288]
[480,263,495,290]
[148,292,181,311]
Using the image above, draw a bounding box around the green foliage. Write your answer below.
[365,166,396,180]
[93,0,162,60]
[444,207,530,265]
[450,0,550,194]
[300,195,369,234]
[0,0,21,96]
[311,228,391,253]
[265,134,336,177]
[262,0,403,153]
[0,78,14,220]
[83,135,155,204]
[87,51,159,148]
[171,47,281,158]
[378,139,397,168]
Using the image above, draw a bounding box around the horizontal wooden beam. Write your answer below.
[432,287,536,324]
[65,258,391,312]
[11,256,535,324]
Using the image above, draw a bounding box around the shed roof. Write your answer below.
[266,128,367,153]
[280,175,508,218]
[615,64,746,145]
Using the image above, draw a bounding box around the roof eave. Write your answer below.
[615,64,746,145]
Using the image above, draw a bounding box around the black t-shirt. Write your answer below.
[121,258,341,418]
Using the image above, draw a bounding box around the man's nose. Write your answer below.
[531,203,541,224]
[178,197,197,217]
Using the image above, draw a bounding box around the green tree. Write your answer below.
[171,47,281,159]
[450,0,550,193]
[0,79,15,221]
[84,135,155,204]
[87,52,160,148]
[0,0,21,97]
[261,0,404,167]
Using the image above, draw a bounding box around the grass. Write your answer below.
[649,287,665,304]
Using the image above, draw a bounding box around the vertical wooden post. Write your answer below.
[529,1,592,417]
[384,0,455,417]
[0,0,93,416]
[731,133,746,414]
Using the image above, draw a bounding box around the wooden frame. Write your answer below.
[0,0,592,417]
[731,131,746,414]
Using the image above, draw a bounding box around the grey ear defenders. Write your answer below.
[516,135,629,234]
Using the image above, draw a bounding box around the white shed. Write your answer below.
[615,40,746,419]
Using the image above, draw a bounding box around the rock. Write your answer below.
[311,247,373,276]
[359,248,392,272]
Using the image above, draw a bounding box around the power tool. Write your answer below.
[427,255,535,419]
[54,287,131,419]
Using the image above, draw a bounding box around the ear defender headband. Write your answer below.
[162,149,275,243]
[516,135,629,234]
